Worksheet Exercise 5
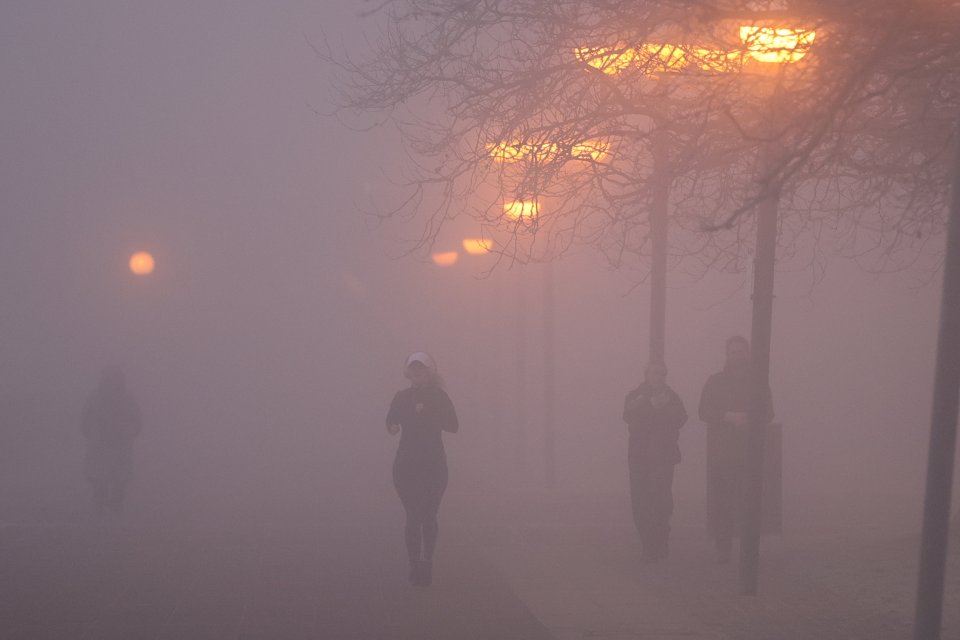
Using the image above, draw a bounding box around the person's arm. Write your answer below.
[438,390,459,433]
[385,392,402,435]
[666,390,688,430]
[623,388,651,425]
[698,375,724,425]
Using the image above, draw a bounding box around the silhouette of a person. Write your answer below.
[81,366,141,514]
[698,336,773,562]
[623,360,687,561]
[385,352,458,586]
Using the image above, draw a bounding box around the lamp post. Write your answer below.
[578,19,814,595]
[913,117,960,640]
[503,199,557,487]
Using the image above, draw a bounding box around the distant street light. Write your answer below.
[740,26,816,63]
[462,238,493,255]
[503,199,539,222]
[430,251,459,267]
[129,251,155,276]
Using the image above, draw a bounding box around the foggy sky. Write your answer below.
[0,1,946,532]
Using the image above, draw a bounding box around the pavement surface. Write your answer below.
[0,519,551,640]
[1,475,958,639]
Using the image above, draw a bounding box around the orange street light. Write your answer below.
[129,251,155,276]
[739,26,816,64]
[488,139,610,163]
[574,24,816,76]
[431,251,459,267]
[462,238,492,255]
[503,199,539,221]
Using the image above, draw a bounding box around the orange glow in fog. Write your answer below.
[503,200,539,221]
[129,251,155,275]
[462,238,492,255]
[431,251,459,267]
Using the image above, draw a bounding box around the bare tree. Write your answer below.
[331,0,960,603]
[334,1,956,267]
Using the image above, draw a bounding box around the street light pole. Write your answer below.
[543,261,557,488]
[740,152,781,595]
[913,118,960,640]
[649,129,671,364]
[515,269,529,472]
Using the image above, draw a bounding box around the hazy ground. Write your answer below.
[1,433,956,640]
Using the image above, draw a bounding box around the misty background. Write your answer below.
[0,1,945,540]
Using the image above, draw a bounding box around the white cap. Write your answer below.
[405,351,437,374]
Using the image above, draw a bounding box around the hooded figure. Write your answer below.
[81,366,141,513]
[385,351,458,586]
[698,336,773,562]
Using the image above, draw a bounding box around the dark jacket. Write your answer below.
[623,382,687,464]
[698,367,773,427]
[81,386,141,483]
[386,385,458,460]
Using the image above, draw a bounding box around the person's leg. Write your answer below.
[650,462,676,558]
[714,475,735,562]
[707,425,735,562]
[394,458,424,582]
[633,467,658,558]
[418,461,448,586]
[628,447,647,538]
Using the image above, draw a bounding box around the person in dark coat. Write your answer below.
[623,360,688,561]
[698,336,773,563]
[81,366,142,514]
[386,352,458,587]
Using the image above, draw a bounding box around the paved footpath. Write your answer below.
[0,518,551,640]
[451,491,960,640]
[3,490,960,639]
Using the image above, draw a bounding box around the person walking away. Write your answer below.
[385,352,458,586]
[81,366,142,514]
[623,360,687,562]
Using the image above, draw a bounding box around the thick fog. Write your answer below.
[0,2,954,637]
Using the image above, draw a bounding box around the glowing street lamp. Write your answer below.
[129,251,155,276]
[739,25,816,63]
[462,238,492,255]
[488,139,610,163]
[430,251,459,267]
[503,199,539,221]
[574,23,816,76]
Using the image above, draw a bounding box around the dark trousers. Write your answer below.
[628,447,676,555]
[394,453,448,563]
[706,424,746,554]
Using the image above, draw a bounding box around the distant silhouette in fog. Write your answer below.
[385,352,458,587]
[81,366,142,514]
[698,336,773,563]
[622,361,688,562]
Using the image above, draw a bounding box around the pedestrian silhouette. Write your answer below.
[81,366,141,515]
[385,352,458,586]
[698,336,773,563]
[622,360,687,562]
